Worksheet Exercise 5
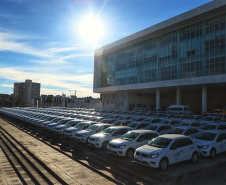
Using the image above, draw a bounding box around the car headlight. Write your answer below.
[119,145,126,149]
[81,134,87,137]
[97,138,102,141]
[200,145,209,149]
[148,154,159,158]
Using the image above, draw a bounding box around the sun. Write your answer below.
[78,14,104,44]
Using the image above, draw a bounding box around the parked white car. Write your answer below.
[74,123,111,143]
[108,130,159,158]
[167,126,200,138]
[54,120,80,134]
[194,130,226,158]
[134,134,199,170]
[88,126,132,149]
[63,121,97,138]
[145,123,172,135]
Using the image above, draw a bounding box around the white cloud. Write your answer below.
[0,67,98,97]
[0,84,13,88]
[0,32,51,57]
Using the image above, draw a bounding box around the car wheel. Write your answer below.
[191,152,198,163]
[102,141,109,150]
[209,149,216,159]
[159,158,168,170]
[126,149,134,159]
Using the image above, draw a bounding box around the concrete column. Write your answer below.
[202,87,207,113]
[156,89,160,111]
[176,88,181,105]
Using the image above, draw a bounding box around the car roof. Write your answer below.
[128,130,158,134]
[93,123,111,126]
[174,126,198,129]
[202,130,226,134]
[159,134,190,139]
[151,123,171,126]
[107,126,131,129]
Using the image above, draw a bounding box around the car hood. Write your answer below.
[76,130,93,135]
[89,133,106,139]
[194,139,213,146]
[65,127,81,131]
[48,123,59,126]
[136,145,165,154]
[110,138,132,145]
[56,125,67,129]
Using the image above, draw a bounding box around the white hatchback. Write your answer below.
[88,126,132,149]
[134,134,199,170]
[108,130,159,158]
[194,130,226,158]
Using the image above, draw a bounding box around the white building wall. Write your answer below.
[102,92,128,111]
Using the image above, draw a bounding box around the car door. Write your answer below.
[168,139,183,164]
[216,133,226,153]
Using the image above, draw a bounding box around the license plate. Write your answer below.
[137,156,143,161]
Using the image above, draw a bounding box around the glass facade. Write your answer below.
[101,14,226,87]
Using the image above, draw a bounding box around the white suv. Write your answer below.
[134,134,199,170]
[108,130,159,158]
[88,126,132,149]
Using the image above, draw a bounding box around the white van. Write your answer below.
[166,105,193,114]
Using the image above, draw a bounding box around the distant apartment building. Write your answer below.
[14,79,40,106]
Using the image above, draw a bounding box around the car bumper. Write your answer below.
[134,155,159,168]
[198,149,210,157]
[74,137,87,143]
[88,140,102,148]
[107,147,126,156]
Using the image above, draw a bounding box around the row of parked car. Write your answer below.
[0,107,226,170]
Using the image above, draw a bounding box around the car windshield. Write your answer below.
[202,117,214,121]
[127,123,138,128]
[65,121,74,125]
[200,125,217,130]
[159,120,170,124]
[195,132,217,141]
[181,122,190,126]
[112,121,121,126]
[167,128,184,134]
[147,137,172,148]
[145,125,158,130]
[102,128,116,135]
[58,119,66,123]
[121,132,140,141]
[52,118,61,122]
[86,125,99,131]
[75,123,86,128]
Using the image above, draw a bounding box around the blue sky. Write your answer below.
[0,0,213,97]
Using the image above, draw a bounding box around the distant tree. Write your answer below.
[45,96,53,107]
[15,96,23,107]
[24,104,32,107]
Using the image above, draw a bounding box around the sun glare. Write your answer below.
[79,14,104,44]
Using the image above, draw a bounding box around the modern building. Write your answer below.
[94,0,226,113]
[14,79,40,106]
